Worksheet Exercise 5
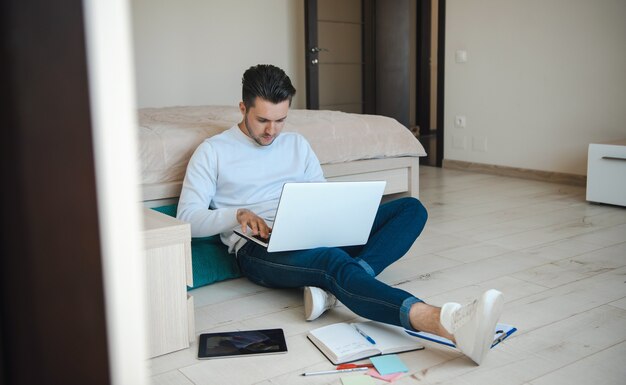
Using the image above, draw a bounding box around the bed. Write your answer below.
[138,105,426,288]
[138,105,427,206]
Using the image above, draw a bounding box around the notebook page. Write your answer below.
[352,321,424,354]
[309,323,378,360]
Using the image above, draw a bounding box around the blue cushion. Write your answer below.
[151,204,241,290]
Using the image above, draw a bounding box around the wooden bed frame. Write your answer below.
[141,156,420,207]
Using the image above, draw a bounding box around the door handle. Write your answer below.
[310,47,329,53]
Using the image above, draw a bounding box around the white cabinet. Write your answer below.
[586,140,626,207]
[142,208,195,357]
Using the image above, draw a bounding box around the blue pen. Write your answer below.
[354,325,376,345]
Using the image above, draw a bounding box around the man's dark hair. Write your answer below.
[242,64,296,109]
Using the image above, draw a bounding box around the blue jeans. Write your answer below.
[236,197,428,331]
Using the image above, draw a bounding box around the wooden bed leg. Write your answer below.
[409,157,420,198]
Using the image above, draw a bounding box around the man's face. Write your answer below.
[238,97,290,146]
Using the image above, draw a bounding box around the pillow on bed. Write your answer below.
[151,204,241,289]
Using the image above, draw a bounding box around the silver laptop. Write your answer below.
[234,181,386,252]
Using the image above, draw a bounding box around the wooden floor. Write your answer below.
[149,166,626,385]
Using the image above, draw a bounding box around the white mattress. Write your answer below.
[138,105,426,185]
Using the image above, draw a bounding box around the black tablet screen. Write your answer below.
[197,328,288,359]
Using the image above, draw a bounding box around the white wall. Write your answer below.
[445,0,626,175]
[131,0,306,109]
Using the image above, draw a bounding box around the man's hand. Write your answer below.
[236,208,272,239]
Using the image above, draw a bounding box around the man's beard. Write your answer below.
[244,114,276,146]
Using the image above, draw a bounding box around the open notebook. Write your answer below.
[307,321,424,364]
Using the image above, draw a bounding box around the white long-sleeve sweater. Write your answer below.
[176,125,325,252]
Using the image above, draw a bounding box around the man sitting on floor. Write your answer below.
[177,64,504,365]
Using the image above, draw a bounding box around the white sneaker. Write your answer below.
[304,286,337,321]
[440,289,504,365]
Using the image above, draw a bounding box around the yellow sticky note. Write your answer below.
[341,374,375,385]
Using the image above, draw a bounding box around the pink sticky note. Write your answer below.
[367,368,404,382]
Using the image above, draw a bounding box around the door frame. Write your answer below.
[416,0,432,134]
[436,0,445,167]
[417,0,446,167]
[304,0,319,109]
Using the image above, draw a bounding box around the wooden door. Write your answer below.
[305,0,367,113]
[375,0,411,127]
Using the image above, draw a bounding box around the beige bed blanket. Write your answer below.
[138,105,426,185]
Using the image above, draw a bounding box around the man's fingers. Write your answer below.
[249,221,259,235]
[259,223,272,239]
[236,209,269,237]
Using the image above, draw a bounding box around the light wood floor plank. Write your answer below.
[151,370,195,385]
[527,341,626,385]
[511,242,626,288]
[504,267,626,332]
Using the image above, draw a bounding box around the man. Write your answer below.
[177,64,504,365]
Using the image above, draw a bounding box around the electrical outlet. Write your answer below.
[452,135,466,149]
[455,50,468,63]
[472,136,488,152]
[454,115,466,128]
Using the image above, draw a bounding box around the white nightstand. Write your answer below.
[142,207,195,357]
[586,140,626,207]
